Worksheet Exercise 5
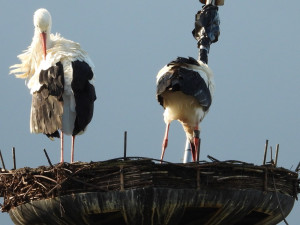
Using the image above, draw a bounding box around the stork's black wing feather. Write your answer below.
[31,62,64,138]
[156,65,212,111]
[71,60,96,136]
[168,57,200,67]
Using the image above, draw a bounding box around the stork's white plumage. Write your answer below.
[156,57,214,162]
[10,8,96,163]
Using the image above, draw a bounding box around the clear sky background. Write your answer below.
[0,1,299,224]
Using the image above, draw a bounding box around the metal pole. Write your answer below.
[201,0,224,5]
[206,0,215,5]
[183,139,192,163]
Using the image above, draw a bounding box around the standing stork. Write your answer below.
[10,8,96,163]
[156,57,214,162]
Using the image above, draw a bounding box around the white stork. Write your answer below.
[156,57,214,162]
[10,8,96,163]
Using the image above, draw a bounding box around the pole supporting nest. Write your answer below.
[183,139,193,163]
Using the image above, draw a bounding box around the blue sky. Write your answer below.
[0,1,299,224]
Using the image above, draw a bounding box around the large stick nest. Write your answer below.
[0,157,299,212]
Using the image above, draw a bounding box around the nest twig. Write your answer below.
[0,157,298,212]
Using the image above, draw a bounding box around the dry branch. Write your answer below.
[0,158,298,212]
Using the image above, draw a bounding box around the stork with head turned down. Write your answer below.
[10,8,96,163]
[156,57,214,162]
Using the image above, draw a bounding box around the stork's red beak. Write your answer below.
[40,32,47,59]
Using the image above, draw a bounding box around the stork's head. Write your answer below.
[33,8,52,59]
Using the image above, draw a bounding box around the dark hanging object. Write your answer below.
[192,4,220,63]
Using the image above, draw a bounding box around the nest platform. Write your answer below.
[0,157,299,225]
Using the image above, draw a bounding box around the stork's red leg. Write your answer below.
[71,135,75,163]
[193,138,199,161]
[60,131,64,163]
[193,126,200,162]
[190,142,196,162]
[161,123,170,162]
